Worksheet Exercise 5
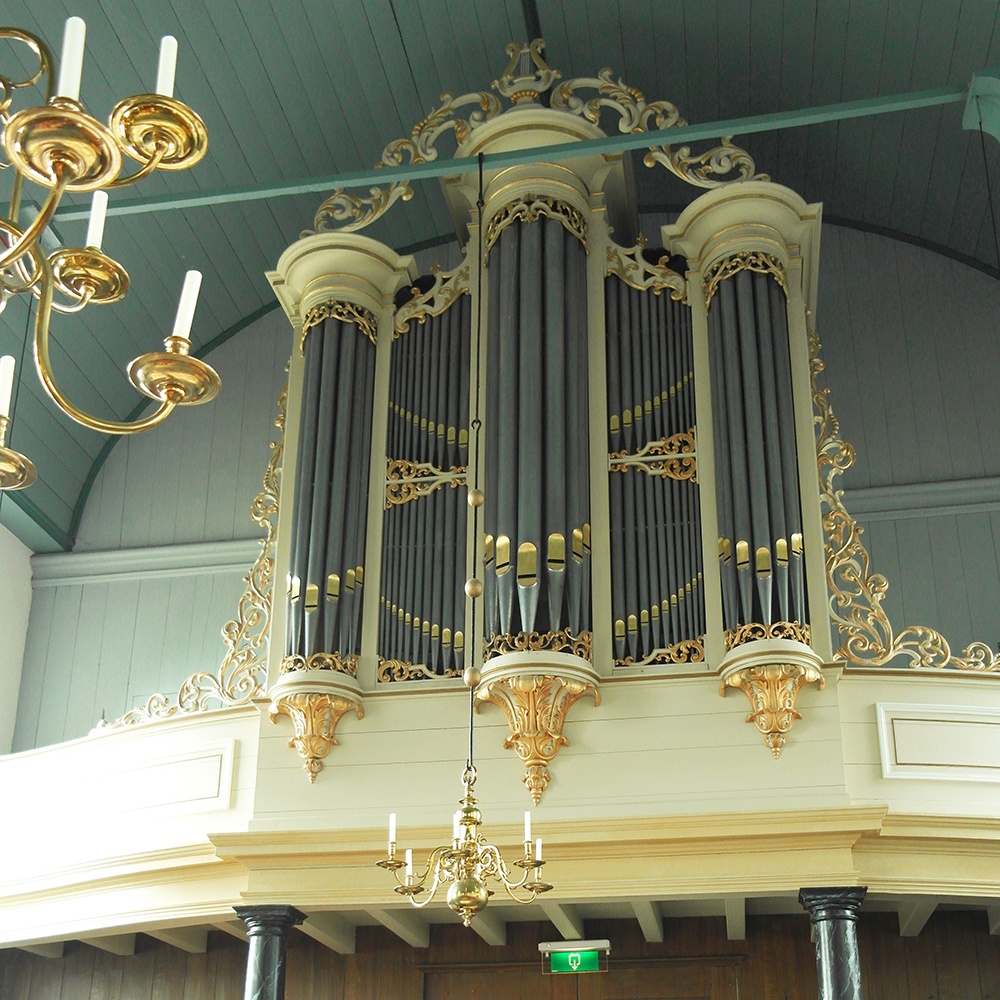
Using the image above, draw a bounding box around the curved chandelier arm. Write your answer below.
[0,28,53,118]
[0,174,68,270]
[33,255,177,434]
[104,143,166,189]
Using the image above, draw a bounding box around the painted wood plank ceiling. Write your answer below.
[1,0,998,550]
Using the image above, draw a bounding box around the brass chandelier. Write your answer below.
[0,16,220,492]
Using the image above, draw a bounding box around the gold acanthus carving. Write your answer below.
[484,195,588,261]
[721,663,824,758]
[606,242,686,301]
[609,430,697,482]
[281,651,359,678]
[385,458,467,507]
[725,621,812,651]
[476,674,600,803]
[704,251,788,308]
[615,638,706,667]
[99,381,286,730]
[269,691,364,783]
[812,329,1000,673]
[306,181,414,237]
[377,657,463,683]
[484,628,592,662]
[301,300,379,348]
[394,261,470,336]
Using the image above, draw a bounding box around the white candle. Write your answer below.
[524,810,531,843]
[155,35,178,97]
[535,837,542,861]
[388,812,396,844]
[453,811,460,840]
[56,17,87,101]
[171,269,202,340]
[0,356,15,419]
[404,849,413,877]
[85,191,108,249]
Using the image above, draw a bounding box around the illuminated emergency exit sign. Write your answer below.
[539,939,610,974]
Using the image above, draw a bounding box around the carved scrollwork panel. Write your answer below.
[704,251,787,308]
[608,430,697,482]
[268,691,364,783]
[281,651,359,678]
[484,195,588,260]
[483,628,592,662]
[615,637,706,667]
[724,621,812,651]
[394,262,470,336]
[385,457,467,507]
[606,243,687,301]
[302,299,379,348]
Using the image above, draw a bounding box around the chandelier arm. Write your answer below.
[104,143,166,189]
[33,255,177,434]
[0,175,69,270]
[46,284,96,314]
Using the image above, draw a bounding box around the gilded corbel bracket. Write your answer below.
[268,667,364,782]
[475,662,600,803]
[719,639,824,758]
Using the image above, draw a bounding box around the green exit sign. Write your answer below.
[549,949,601,974]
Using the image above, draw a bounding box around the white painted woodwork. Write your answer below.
[469,907,506,947]
[724,897,746,941]
[145,926,209,953]
[80,933,136,956]
[898,899,936,937]
[300,913,357,955]
[369,908,430,949]
[633,900,664,943]
[540,902,585,940]
[0,523,31,754]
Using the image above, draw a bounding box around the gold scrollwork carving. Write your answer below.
[483,628,592,662]
[724,621,812,651]
[302,299,378,348]
[281,650,359,678]
[704,251,787,308]
[308,180,414,237]
[721,663,824,758]
[99,381,286,730]
[394,262,470,336]
[484,195,588,261]
[376,657,463,683]
[609,430,697,482]
[268,691,364,783]
[606,243,687,301]
[493,39,561,104]
[385,457,466,507]
[812,330,1000,673]
[615,638,706,667]
[475,673,600,803]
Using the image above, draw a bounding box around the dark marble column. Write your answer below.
[235,904,306,1000]
[798,887,867,1000]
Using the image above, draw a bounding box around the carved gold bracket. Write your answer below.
[476,669,599,803]
[720,640,824,758]
[606,242,686,301]
[268,691,364,783]
[609,429,697,481]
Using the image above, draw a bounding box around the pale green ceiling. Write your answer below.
[1,0,999,551]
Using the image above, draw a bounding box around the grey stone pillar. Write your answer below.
[798,887,867,1000]
[235,904,306,1000]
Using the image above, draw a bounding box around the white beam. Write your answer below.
[19,942,64,959]
[300,913,356,955]
[213,921,248,942]
[987,905,1000,936]
[369,909,430,949]
[470,908,506,947]
[146,927,208,954]
[632,900,663,943]
[541,902,585,940]
[898,900,937,937]
[725,897,746,941]
[80,933,136,956]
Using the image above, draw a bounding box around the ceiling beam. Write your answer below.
[633,900,664,943]
[52,88,967,223]
[725,897,746,941]
[213,921,248,942]
[79,933,136,956]
[19,942,64,959]
[988,905,1000,935]
[470,909,506,947]
[300,913,356,955]
[541,902,585,940]
[369,909,429,949]
[146,927,208,954]
[898,900,937,937]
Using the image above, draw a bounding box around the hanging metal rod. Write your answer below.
[53,85,968,222]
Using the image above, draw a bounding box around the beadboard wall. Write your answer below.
[10,224,1000,752]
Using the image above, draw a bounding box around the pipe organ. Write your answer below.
[266,40,831,787]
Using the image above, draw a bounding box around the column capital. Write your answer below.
[234,904,307,939]
[799,886,868,923]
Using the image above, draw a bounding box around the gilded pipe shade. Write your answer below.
[286,316,377,662]
[483,215,591,648]
[708,269,807,632]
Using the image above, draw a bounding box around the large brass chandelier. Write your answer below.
[0,16,220,492]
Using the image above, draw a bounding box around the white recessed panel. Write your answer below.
[877,704,1000,783]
